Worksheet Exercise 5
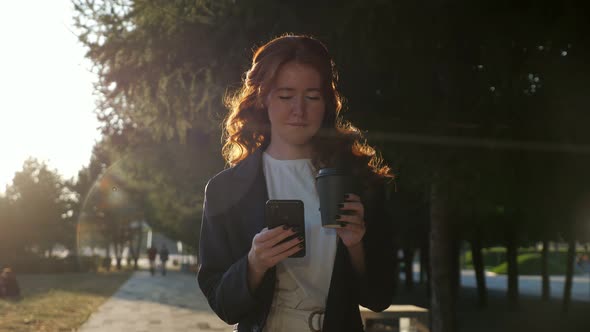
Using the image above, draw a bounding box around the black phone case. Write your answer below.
[265,199,305,258]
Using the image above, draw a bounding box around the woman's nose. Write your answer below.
[291,96,305,116]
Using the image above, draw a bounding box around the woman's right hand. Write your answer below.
[246,226,303,291]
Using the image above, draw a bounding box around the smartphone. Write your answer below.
[265,199,306,258]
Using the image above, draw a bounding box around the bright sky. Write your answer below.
[0,0,101,193]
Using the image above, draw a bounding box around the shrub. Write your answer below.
[463,246,586,272]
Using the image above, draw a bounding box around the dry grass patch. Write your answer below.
[0,271,131,332]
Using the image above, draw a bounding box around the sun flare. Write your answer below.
[0,0,101,191]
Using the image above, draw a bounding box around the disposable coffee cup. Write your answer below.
[316,168,354,228]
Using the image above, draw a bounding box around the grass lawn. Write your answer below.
[0,271,132,332]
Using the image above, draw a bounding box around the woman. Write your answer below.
[197,34,396,332]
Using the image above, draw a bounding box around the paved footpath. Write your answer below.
[78,270,233,332]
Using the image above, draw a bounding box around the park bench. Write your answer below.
[359,305,429,332]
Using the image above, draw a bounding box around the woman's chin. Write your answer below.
[286,136,316,146]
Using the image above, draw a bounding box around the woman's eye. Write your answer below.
[306,96,321,101]
[278,96,293,100]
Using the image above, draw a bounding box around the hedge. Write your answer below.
[463,247,587,275]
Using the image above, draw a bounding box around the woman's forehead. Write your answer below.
[272,62,321,88]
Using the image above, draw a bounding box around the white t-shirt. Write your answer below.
[262,151,338,311]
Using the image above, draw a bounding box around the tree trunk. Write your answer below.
[541,239,550,301]
[105,244,111,271]
[450,240,461,300]
[403,247,415,290]
[471,238,487,307]
[419,250,425,284]
[421,241,432,299]
[562,239,576,313]
[420,241,430,285]
[506,236,519,305]
[115,242,122,270]
[429,181,455,332]
[133,226,143,270]
[392,244,401,296]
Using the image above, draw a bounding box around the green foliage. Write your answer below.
[70,0,590,249]
[72,0,234,141]
[0,159,74,257]
[72,0,234,243]
[388,0,590,245]
[102,140,220,247]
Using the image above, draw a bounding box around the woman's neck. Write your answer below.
[265,141,312,160]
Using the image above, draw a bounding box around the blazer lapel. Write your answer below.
[230,148,276,331]
[230,147,269,240]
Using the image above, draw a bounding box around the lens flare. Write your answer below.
[76,160,147,270]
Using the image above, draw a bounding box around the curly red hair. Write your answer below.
[223,34,393,183]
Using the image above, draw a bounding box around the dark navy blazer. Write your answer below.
[197,148,396,332]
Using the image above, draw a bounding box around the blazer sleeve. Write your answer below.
[197,179,258,324]
[358,183,397,311]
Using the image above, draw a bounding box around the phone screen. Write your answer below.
[265,200,305,258]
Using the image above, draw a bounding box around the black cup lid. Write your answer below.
[316,168,347,178]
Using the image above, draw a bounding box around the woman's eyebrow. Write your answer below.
[274,87,321,92]
[275,87,295,92]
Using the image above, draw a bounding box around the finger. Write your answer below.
[254,230,299,260]
[338,201,364,215]
[256,225,291,243]
[270,241,305,264]
[344,193,361,202]
[264,227,300,248]
[339,222,365,231]
[285,242,305,256]
[335,214,364,225]
[268,235,304,257]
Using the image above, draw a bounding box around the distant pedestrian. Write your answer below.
[147,245,158,276]
[0,267,21,299]
[579,254,590,273]
[159,245,169,276]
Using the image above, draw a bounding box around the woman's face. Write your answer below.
[265,61,326,148]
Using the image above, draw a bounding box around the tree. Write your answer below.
[79,169,143,270]
[71,0,590,329]
[0,194,17,261]
[72,0,232,245]
[4,159,71,256]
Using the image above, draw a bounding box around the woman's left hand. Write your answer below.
[336,193,366,248]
